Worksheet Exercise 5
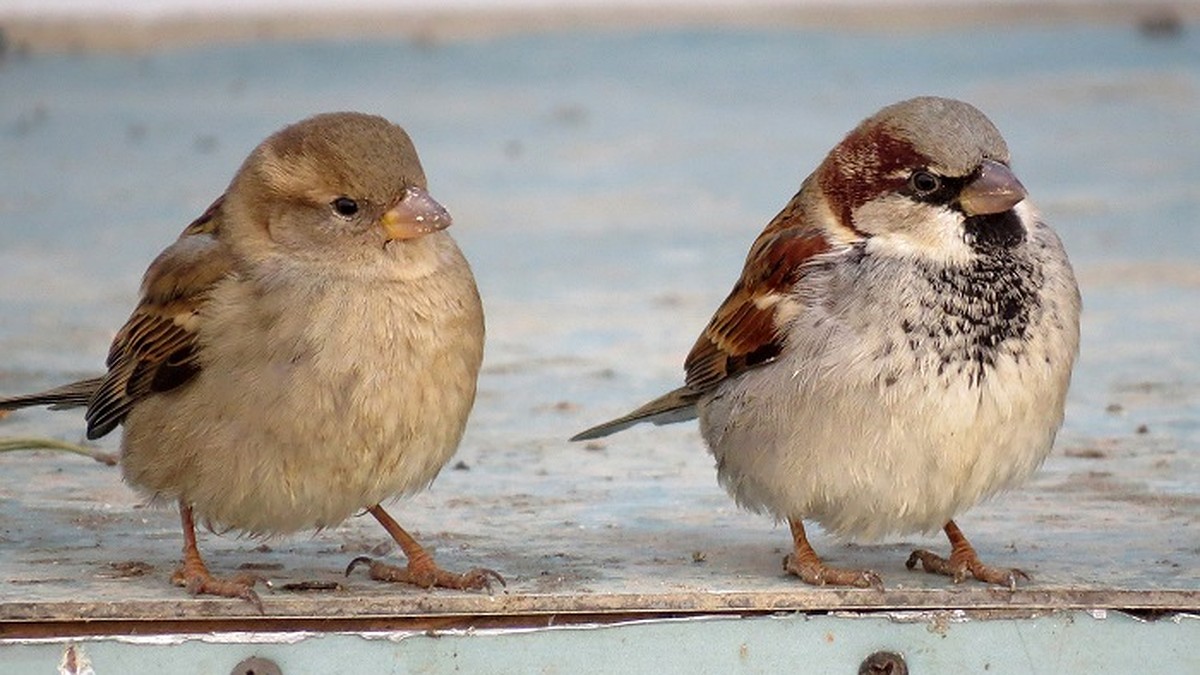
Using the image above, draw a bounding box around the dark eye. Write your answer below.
[331,197,359,217]
[909,170,941,196]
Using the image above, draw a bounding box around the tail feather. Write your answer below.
[0,377,104,412]
[571,386,701,441]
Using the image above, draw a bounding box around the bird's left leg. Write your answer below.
[906,520,1029,589]
[346,504,504,591]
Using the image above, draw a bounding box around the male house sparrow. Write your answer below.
[1,112,500,608]
[574,97,1080,589]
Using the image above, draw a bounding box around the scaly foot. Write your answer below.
[346,556,504,591]
[905,549,1028,589]
[783,552,882,589]
[355,504,506,592]
[783,518,882,589]
[905,520,1029,590]
[174,502,265,612]
[172,564,265,612]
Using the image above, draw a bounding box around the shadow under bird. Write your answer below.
[573,97,1080,589]
[1,112,501,610]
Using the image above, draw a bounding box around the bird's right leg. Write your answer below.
[783,518,882,589]
[171,502,264,612]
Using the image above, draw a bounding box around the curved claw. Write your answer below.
[858,570,884,591]
[999,567,1031,591]
[234,587,265,614]
[462,567,507,592]
[345,556,374,577]
[905,549,927,571]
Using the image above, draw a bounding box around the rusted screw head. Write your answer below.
[231,656,283,675]
[859,650,907,675]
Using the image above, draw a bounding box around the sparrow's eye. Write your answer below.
[331,197,360,218]
[909,170,941,196]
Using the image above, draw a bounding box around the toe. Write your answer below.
[460,568,506,591]
[971,563,1029,589]
[175,569,264,612]
[348,556,503,592]
[784,553,880,589]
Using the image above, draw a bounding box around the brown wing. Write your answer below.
[571,193,845,442]
[682,199,834,393]
[84,197,232,439]
[571,196,841,442]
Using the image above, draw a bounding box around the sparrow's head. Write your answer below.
[815,97,1028,264]
[222,112,452,261]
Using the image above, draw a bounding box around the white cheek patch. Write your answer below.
[854,194,974,265]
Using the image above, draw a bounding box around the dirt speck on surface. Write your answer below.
[99,560,154,578]
[1063,447,1108,459]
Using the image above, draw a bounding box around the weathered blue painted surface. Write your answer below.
[4,611,1199,674]
[0,17,1197,673]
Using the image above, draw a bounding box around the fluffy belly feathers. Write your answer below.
[702,349,1067,540]
[700,242,1077,540]
[120,269,483,535]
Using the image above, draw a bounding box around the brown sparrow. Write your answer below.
[0,112,500,609]
[574,97,1081,589]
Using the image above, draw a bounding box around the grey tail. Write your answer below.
[570,386,702,441]
[0,377,103,412]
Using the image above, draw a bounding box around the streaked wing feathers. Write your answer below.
[84,198,231,439]
[571,198,840,442]
[683,207,832,392]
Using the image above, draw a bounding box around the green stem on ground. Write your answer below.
[0,437,118,466]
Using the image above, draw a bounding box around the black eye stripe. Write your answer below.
[904,170,968,205]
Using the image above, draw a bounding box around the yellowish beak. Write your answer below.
[379,186,452,241]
